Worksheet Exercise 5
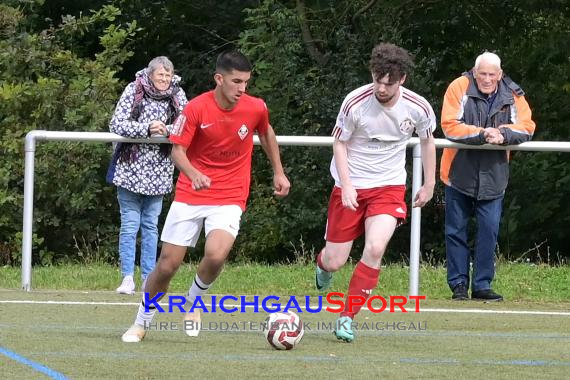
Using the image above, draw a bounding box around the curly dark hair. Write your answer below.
[369,43,414,82]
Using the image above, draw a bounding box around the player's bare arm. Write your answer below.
[333,139,358,211]
[171,144,211,191]
[258,124,291,197]
[413,136,436,208]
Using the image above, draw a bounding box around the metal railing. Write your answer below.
[21,130,570,293]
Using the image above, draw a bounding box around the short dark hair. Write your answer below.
[369,43,414,82]
[215,50,252,73]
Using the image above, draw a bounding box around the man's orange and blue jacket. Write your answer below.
[440,71,536,200]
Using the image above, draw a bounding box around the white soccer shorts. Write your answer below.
[161,202,242,247]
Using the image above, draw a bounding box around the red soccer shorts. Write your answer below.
[325,185,407,243]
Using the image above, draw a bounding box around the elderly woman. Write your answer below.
[107,56,187,294]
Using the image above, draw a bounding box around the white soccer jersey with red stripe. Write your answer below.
[330,83,436,189]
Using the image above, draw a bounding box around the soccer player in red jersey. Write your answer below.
[122,50,290,342]
[315,43,437,342]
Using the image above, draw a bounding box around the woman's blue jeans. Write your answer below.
[445,185,503,292]
[117,187,163,279]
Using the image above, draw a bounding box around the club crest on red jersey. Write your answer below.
[238,124,249,140]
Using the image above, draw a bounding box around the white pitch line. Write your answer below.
[1,299,569,316]
[420,308,570,316]
[0,300,140,306]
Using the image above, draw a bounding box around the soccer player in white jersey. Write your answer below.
[315,43,436,342]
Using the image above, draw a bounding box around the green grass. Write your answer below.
[1,261,570,301]
[1,263,570,379]
[1,290,569,379]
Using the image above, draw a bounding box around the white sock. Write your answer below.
[186,275,211,307]
[134,301,157,327]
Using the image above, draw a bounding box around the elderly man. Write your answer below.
[440,52,536,301]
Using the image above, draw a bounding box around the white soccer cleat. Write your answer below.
[183,310,201,337]
[121,324,146,343]
[116,276,135,295]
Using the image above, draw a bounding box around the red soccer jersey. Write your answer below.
[169,90,269,210]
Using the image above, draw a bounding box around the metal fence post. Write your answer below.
[19,132,570,292]
[408,143,422,296]
[22,131,43,291]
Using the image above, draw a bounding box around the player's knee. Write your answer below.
[156,257,181,279]
[363,241,386,261]
[204,246,231,267]
[324,256,346,272]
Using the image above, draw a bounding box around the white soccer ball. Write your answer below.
[263,311,304,350]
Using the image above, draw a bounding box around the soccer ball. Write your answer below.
[263,311,304,350]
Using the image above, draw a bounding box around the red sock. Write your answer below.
[341,261,380,319]
[316,249,327,271]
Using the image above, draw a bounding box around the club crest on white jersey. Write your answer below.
[399,118,414,134]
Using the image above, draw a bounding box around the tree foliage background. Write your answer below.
[1,0,568,266]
